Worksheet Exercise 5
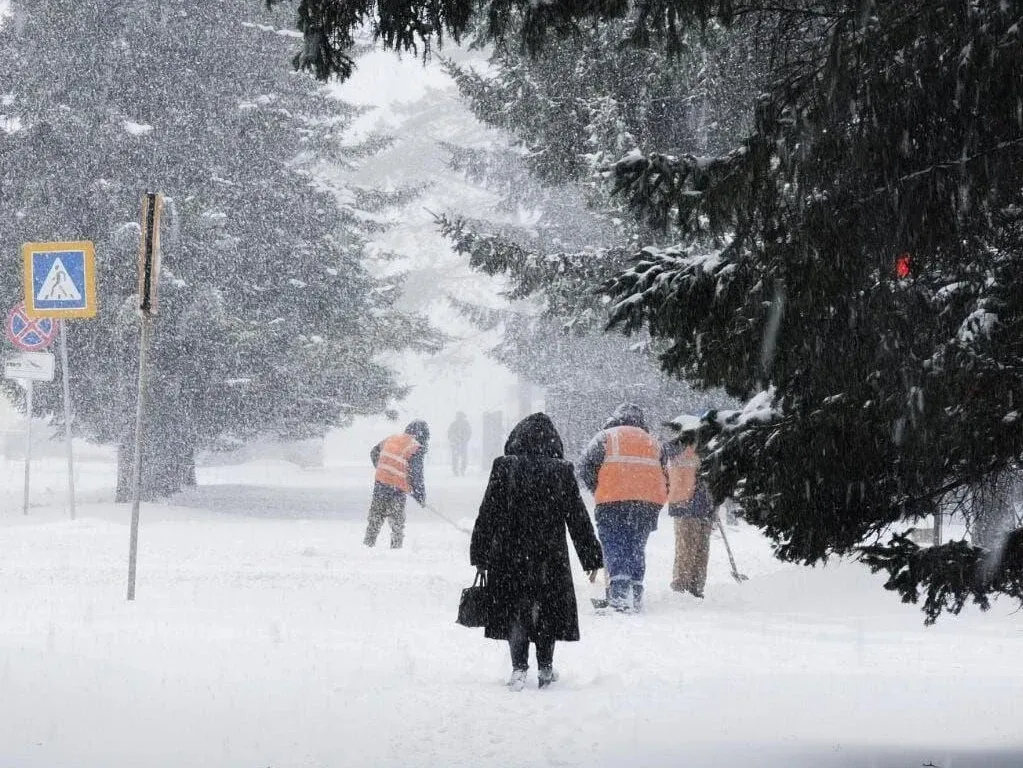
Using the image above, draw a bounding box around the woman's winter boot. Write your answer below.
[508,668,528,692]
[537,666,559,689]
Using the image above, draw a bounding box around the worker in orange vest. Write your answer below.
[577,403,667,612]
[662,414,713,597]
[364,420,430,549]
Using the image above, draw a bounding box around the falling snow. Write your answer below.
[1,2,1021,766]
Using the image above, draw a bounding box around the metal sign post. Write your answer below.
[4,355,56,516]
[21,241,97,522]
[5,304,61,517]
[22,380,32,515]
[127,192,162,601]
[58,325,77,520]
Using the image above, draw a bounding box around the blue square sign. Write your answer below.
[22,241,97,319]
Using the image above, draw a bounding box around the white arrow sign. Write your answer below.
[4,351,56,382]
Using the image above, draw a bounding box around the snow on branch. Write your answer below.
[603,240,739,335]
[859,529,1023,624]
[711,387,781,431]
[435,213,630,311]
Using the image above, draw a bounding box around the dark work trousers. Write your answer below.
[508,602,555,670]
[597,514,654,607]
[363,483,408,549]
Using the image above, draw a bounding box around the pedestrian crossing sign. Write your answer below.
[22,241,97,319]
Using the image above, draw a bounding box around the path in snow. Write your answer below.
[1,460,1021,767]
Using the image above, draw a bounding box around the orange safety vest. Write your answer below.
[375,434,421,493]
[594,426,667,506]
[666,445,700,505]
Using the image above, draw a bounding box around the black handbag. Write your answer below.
[457,570,490,628]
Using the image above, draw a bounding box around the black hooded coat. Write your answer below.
[470,413,604,642]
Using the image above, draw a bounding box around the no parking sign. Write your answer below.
[5,302,60,351]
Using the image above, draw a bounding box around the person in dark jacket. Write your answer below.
[470,413,604,691]
[364,420,429,549]
[577,403,667,613]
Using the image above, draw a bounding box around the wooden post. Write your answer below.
[127,192,161,601]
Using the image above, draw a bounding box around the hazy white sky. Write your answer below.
[325,47,528,463]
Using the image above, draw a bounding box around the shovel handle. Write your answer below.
[716,513,748,583]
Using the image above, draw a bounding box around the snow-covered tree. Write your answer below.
[436,145,719,452]
[436,16,759,320]
[600,2,1023,621]
[428,20,749,437]
[445,19,755,182]
[274,0,1023,620]
[0,0,438,498]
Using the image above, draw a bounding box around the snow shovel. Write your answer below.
[716,516,749,582]
[423,503,472,535]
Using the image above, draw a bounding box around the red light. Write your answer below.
[895,253,911,279]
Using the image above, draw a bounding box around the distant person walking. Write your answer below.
[470,413,603,691]
[364,420,430,549]
[578,403,667,613]
[663,414,713,597]
[448,412,471,477]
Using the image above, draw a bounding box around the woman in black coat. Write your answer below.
[470,413,604,690]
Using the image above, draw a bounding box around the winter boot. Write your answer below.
[632,583,644,613]
[537,666,560,689]
[507,667,528,692]
[608,579,632,613]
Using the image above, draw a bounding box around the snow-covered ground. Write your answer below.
[2,459,1021,767]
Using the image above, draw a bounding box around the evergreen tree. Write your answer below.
[600,2,1023,621]
[444,19,755,183]
[436,17,759,323]
[275,0,1023,620]
[0,0,438,498]
[429,18,749,440]
[436,146,719,452]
